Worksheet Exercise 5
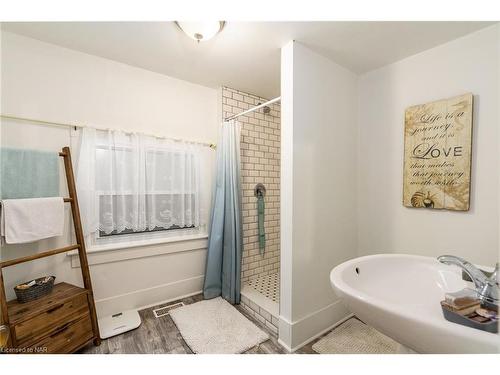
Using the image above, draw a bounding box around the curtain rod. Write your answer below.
[225,96,281,122]
[0,114,217,150]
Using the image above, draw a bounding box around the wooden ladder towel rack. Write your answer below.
[0,147,101,353]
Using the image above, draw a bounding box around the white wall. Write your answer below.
[280,41,358,351]
[0,31,218,317]
[357,25,499,266]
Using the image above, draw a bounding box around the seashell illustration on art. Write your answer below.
[411,190,435,208]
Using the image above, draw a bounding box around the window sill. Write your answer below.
[67,233,208,267]
[67,233,208,256]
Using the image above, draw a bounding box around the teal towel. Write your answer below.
[1,148,60,199]
[257,195,265,254]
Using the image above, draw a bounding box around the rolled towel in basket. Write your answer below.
[0,197,64,244]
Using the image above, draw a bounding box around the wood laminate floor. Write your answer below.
[80,293,302,354]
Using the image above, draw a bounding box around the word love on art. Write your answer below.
[403,93,473,211]
[412,144,463,159]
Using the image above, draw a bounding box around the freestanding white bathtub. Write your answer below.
[330,254,500,354]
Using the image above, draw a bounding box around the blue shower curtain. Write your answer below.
[203,120,243,304]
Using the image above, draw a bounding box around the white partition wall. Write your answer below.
[279,41,358,351]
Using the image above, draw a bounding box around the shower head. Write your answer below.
[257,102,271,115]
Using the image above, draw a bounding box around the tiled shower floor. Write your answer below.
[246,272,280,303]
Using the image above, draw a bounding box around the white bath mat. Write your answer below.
[169,297,269,354]
[312,318,400,354]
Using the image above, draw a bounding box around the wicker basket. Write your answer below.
[14,276,56,303]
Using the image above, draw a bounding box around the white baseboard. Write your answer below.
[278,300,352,352]
[95,275,204,317]
[277,338,292,353]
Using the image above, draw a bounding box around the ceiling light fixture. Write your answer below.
[175,21,225,42]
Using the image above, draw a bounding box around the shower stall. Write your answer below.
[222,87,281,335]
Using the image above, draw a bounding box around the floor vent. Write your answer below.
[153,302,185,318]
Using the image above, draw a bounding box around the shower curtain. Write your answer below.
[203,120,242,304]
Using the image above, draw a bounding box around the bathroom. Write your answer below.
[0,2,499,372]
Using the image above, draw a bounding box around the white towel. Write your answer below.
[0,197,64,244]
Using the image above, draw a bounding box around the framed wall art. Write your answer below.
[403,93,473,211]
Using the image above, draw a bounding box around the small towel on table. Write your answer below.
[0,197,64,244]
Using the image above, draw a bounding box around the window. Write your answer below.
[76,128,205,247]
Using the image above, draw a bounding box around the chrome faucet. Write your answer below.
[437,255,499,307]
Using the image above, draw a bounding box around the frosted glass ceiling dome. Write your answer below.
[175,21,225,42]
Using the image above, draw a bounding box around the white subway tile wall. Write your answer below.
[222,87,281,283]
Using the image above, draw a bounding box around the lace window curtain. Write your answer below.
[76,127,202,237]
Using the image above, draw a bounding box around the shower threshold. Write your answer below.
[240,273,279,335]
